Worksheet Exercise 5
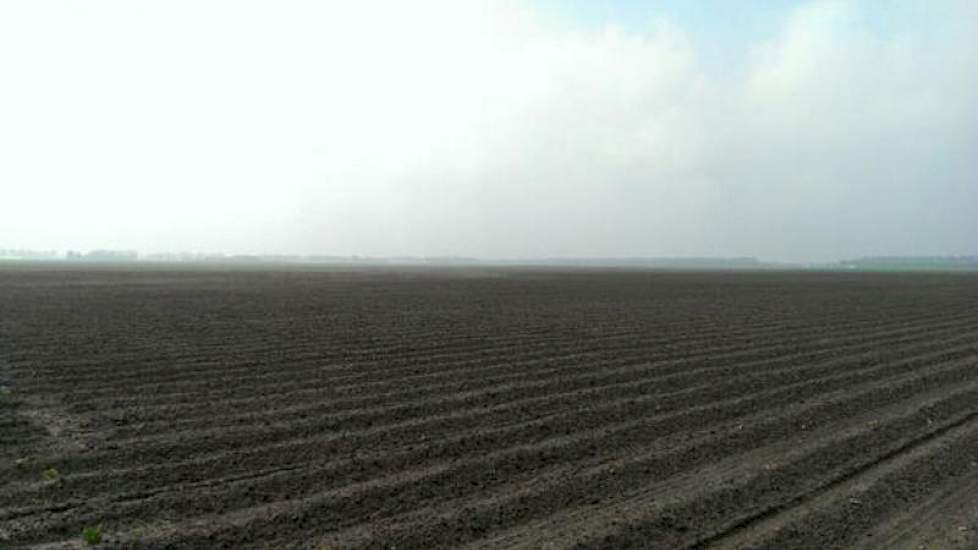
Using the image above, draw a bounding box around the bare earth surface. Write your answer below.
[1,265,977,549]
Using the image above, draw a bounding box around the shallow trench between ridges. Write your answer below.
[696,417,978,549]
[681,411,978,550]
[97,313,977,432]
[858,464,978,550]
[56,309,973,432]
[314,365,978,549]
[29,310,835,396]
[90,358,978,548]
[8,345,978,543]
[16,298,951,393]
[91,307,975,416]
[87,323,978,458]
[13,326,700,406]
[7,320,571,385]
[12,326,977,499]
[457,383,978,550]
[9,324,960,516]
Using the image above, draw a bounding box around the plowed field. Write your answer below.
[2,266,977,549]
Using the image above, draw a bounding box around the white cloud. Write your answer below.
[1,0,975,260]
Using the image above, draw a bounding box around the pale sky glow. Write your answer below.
[1,1,975,261]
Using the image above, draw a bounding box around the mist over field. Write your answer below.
[1,1,976,261]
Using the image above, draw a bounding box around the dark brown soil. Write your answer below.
[1,265,977,549]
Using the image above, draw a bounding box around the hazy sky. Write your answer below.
[1,1,975,261]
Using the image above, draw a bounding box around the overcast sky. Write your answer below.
[1,1,975,261]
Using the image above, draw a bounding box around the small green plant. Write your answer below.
[41,467,62,485]
[82,524,103,545]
